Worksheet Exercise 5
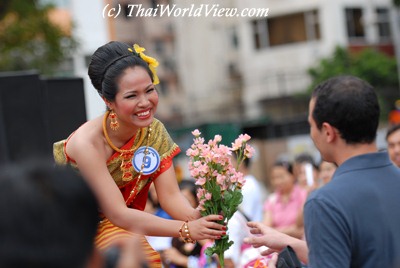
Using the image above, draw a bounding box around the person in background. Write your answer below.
[386,124,400,167]
[223,210,251,268]
[293,153,319,192]
[263,160,307,239]
[237,157,264,222]
[295,160,337,235]
[246,75,400,268]
[318,160,337,186]
[293,153,314,180]
[53,41,225,268]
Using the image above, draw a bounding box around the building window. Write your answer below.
[251,10,320,49]
[376,8,391,41]
[305,10,320,41]
[268,12,307,46]
[345,8,365,39]
[252,19,269,49]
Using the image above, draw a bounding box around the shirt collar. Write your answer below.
[333,152,392,179]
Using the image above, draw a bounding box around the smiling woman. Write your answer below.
[53,41,226,268]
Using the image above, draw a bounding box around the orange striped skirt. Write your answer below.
[96,218,161,268]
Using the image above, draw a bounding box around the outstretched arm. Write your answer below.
[154,166,201,221]
[244,221,308,264]
[69,136,225,241]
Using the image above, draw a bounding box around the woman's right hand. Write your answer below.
[186,214,226,241]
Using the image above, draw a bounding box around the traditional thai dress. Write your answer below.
[53,118,181,268]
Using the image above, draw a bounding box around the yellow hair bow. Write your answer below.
[128,44,160,85]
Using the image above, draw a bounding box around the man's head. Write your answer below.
[0,159,99,268]
[386,124,400,167]
[308,75,380,161]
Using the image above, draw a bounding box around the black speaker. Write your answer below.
[0,71,48,162]
[42,77,87,150]
[0,71,87,164]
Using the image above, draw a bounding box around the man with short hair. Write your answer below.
[386,124,400,167]
[0,160,100,268]
[245,75,400,268]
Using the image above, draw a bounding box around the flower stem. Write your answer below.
[218,252,225,268]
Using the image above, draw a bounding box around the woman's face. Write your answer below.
[109,66,158,130]
[319,161,336,185]
[271,166,295,193]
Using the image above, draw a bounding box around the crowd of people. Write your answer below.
[1,41,399,268]
[245,75,400,268]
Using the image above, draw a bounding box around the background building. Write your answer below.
[237,0,397,122]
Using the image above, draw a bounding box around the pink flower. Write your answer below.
[218,145,232,156]
[231,134,252,151]
[245,144,255,158]
[186,129,255,266]
[193,161,202,167]
[197,188,205,199]
[236,172,245,185]
[194,137,204,145]
[237,133,251,143]
[198,199,206,211]
[198,163,209,175]
[192,129,201,136]
[216,174,226,185]
[189,168,200,177]
[195,177,206,186]
[187,148,200,157]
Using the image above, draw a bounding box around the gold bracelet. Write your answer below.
[178,220,196,244]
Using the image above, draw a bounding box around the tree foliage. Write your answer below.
[0,0,77,75]
[307,46,399,119]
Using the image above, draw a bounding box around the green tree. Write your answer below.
[0,0,77,75]
[307,46,399,120]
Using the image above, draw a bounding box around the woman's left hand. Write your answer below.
[187,215,226,241]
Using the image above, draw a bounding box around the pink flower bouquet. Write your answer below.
[186,129,255,267]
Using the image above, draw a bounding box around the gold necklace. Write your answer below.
[102,111,146,181]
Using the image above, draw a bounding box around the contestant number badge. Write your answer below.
[132,146,160,175]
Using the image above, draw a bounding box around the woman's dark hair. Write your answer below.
[273,160,293,175]
[311,75,380,144]
[88,41,154,101]
[179,179,199,206]
[386,124,400,141]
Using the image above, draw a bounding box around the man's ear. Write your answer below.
[322,122,337,143]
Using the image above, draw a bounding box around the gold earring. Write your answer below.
[109,110,119,131]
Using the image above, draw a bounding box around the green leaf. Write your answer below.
[205,245,217,256]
